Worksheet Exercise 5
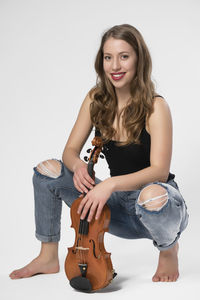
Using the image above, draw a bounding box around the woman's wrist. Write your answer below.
[72,158,86,173]
[105,177,116,193]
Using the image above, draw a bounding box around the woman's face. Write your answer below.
[103,37,137,91]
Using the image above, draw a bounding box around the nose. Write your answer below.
[112,57,121,71]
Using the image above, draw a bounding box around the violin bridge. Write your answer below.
[75,246,89,251]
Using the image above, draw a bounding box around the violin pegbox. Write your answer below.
[84,137,104,163]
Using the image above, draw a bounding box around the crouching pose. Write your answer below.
[10,24,189,282]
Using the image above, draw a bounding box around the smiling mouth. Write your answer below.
[111,72,126,81]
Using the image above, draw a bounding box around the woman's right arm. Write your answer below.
[62,91,95,193]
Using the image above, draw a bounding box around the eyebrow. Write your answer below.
[103,51,130,55]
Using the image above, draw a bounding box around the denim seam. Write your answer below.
[50,195,56,237]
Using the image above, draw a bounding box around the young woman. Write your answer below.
[9,24,189,282]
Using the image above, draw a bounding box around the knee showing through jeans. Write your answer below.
[138,184,168,211]
[36,159,62,178]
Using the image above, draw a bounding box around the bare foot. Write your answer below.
[152,242,179,282]
[9,256,60,279]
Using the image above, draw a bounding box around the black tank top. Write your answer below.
[95,95,175,182]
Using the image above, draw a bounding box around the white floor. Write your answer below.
[2,211,199,300]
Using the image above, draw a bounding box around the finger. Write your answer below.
[76,171,94,190]
[84,172,95,185]
[82,177,95,190]
[80,201,93,220]
[77,195,88,214]
[79,171,94,189]
[95,203,104,220]
[73,178,83,193]
[87,203,98,222]
[76,177,89,194]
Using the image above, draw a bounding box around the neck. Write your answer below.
[115,87,131,110]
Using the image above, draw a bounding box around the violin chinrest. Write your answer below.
[70,276,92,293]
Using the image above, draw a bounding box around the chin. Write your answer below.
[112,81,131,89]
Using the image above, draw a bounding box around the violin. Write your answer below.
[65,136,117,292]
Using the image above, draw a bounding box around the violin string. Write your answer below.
[81,213,85,265]
[80,218,83,265]
[83,217,85,265]
[79,216,83,266]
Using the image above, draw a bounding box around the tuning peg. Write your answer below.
[84,156,89,162]
[100,154,104,159]
[86,148,92,153]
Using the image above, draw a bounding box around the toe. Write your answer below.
[9,268,30,279]
[161,276,169,282]
[10,271,19,279]
[172,277,176,282]
[169,275,176,282]
[152,275,160,282]
[174,274,179,281]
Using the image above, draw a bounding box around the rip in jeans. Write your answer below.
[36,159,62,179]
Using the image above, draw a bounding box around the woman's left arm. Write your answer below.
[78,97,173,221]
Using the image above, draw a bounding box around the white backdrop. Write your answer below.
[1,0,199,299]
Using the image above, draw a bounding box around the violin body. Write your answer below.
[65,195,115,291]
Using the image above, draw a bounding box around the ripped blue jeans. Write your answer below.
[32,158,189,251]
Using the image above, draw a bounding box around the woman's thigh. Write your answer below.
[106,178,189,241]
[133,179,189,249]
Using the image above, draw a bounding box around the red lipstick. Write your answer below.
[111,72,126,81]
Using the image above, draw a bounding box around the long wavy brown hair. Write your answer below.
[89,24,157,146]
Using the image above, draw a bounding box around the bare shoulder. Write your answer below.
[81,87,98,110]
[82,88,94,105]
[146,96,172,135]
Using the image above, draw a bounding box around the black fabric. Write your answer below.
[97,128,175,181]
[94,95,175,181]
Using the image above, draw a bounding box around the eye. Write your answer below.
[121,55,129,59]
[104,56,111,61]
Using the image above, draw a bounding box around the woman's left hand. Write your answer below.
[77,178,114,222]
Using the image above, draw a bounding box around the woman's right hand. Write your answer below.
[73,160,95,194]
